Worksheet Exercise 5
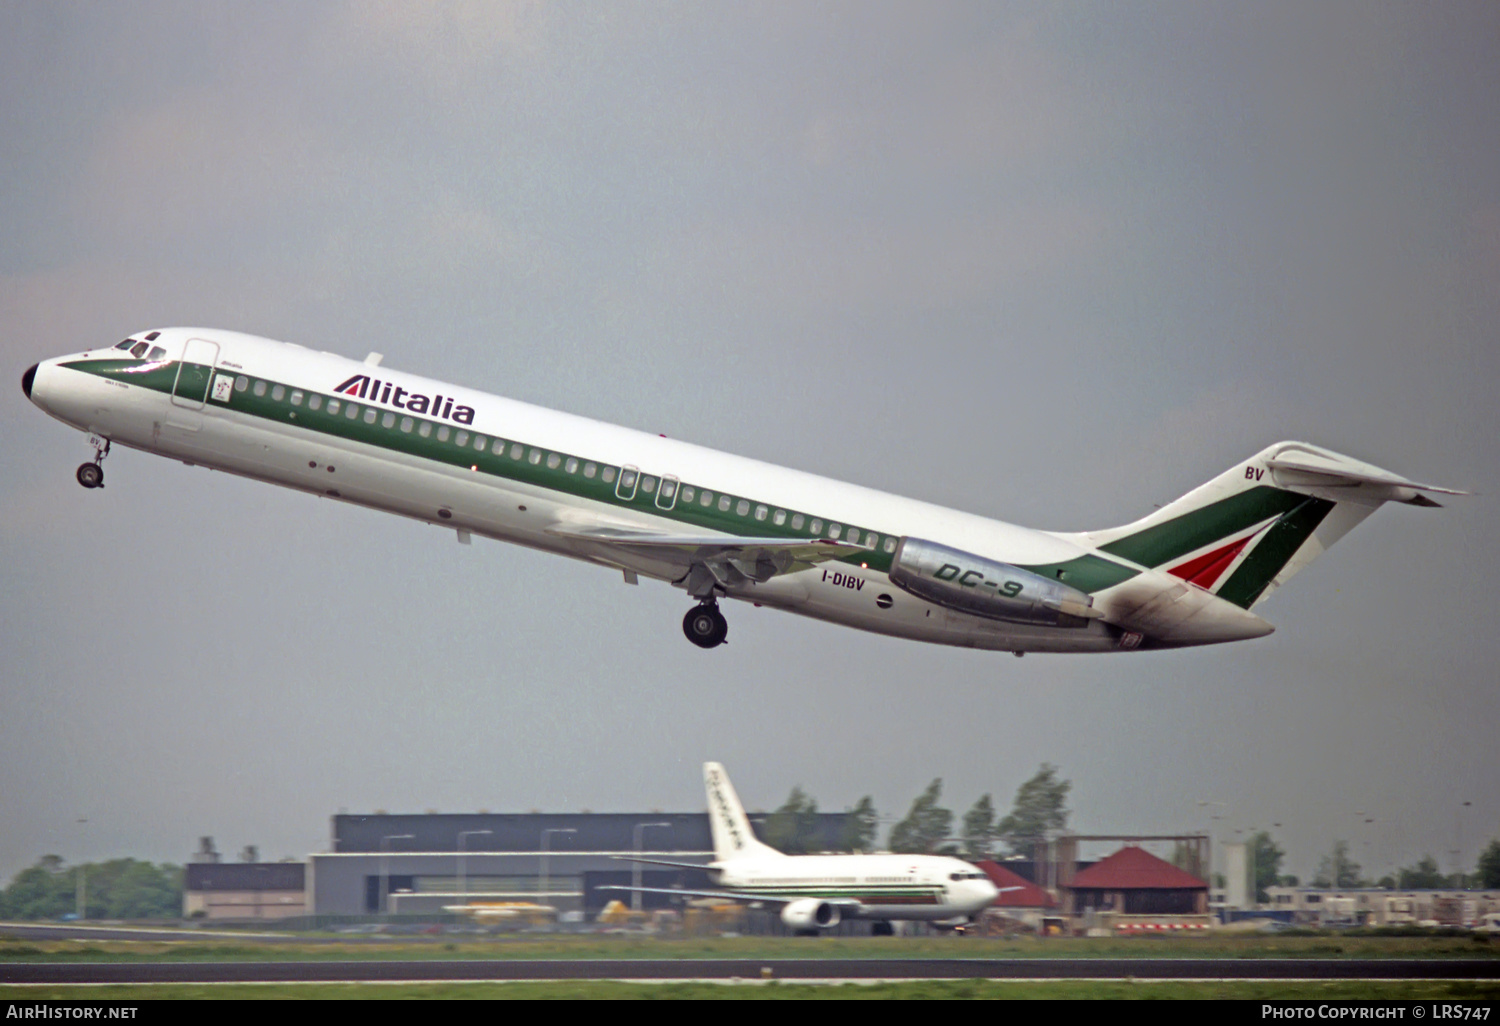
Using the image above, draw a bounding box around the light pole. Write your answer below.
[457,829,492,909]
[75,818,88,920]
[1198,799,1226,885]
[540,828,576,914]
[380,834,414,916]
[631,821,672,912]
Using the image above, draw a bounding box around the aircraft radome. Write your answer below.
[23,329,1462,653]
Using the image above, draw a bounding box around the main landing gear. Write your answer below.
[682,600,729,649]
[76,436,110,489]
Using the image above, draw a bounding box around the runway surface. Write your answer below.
[3,959,1497,984]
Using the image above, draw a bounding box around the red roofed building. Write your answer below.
[1065,846,1208,916]
[974,861,1056,909]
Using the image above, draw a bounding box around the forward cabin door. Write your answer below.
[171,338,221,409]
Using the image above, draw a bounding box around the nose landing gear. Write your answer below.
[682,600,729,649]
[76,436,110,489]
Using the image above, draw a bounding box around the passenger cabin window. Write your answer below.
[400,416,413,432]
[419,421,432,437]
[510,444,524,460]
[455,430,470,447]
[736,500,749,516]
[791,514,804,530]
[641,475,656,492]
[827,524,841,539]
[437,425,450,441]
[253,380,267,397]
[809,519,822,534]
[602,466,616,483]
[700,491,713,506]
[754,504,768,521]
[584,462,597,478]
[234,376,249,392]
[846,528,859,545]
[619,469,637,489]
[528,449,541,465]
[492,439,505,455]
[718,495,731,512]
[773,510,786,526]
[883,537,897,554]
[547,453,562,470]
[290,390,304,406]
[565,457,579,474]
[381,412,395,428]
[474,435,486,451]
[309,394,322,411]
[681,486,695,503]
[271,385,285,402]
[345,403,359,419]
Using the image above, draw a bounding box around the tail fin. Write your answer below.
[703,762,784,861]
[1079,442,1460,610]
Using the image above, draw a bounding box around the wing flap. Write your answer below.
[547,523,866,593]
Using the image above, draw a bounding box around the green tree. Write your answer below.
[764,786,821,853]
[889,779,953,854]
[0,856,73,919]
[1478,839,1500,889]
[996,764,1071,855]
[1313,840,1363,889]
[1250,831,1285,903]
[0,857,183,920]
[1397,855,1448,890]
[961,794,996,860]
[838,796,878,853]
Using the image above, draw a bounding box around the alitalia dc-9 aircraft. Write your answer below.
[22,328,1459,653]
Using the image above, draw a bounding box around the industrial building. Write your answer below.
[308,811,855,917]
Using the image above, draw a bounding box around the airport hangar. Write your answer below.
[307,811,855,918]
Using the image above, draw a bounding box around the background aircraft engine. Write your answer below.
[889,537,1102,627]
[780,898,841,931]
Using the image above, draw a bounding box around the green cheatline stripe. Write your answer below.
[1214,497,1335,609]
[66,359,1147,594]
[1015,554,1140,593]
[67,359,907,571]
[1100,485,1308,569]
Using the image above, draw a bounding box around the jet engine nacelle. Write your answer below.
[780,898,841,931]
[889,537,1102,628]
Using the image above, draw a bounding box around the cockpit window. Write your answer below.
[130,341,150,358]
[114,340,135,350]
[144,331,160,341]
[146,346,167,361]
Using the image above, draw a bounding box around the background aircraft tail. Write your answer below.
[703,762,784,861]
[1075,441,1459,610]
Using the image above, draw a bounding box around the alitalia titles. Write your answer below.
[334,374,475,425]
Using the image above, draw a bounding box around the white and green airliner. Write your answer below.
[602,762,1003,934]
[23,328,1459,652]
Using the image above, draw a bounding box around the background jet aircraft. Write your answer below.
[602,762,1003,934]
[22,329,1460,653]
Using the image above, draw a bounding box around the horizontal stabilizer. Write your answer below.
[1266,451,1467,503]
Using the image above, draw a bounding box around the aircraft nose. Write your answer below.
[22,363,37,400]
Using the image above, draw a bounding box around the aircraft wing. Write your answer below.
[595,884,863,911]
[547,524,866,594]
[609,855,717,871]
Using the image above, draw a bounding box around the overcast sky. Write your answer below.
[2,2,1497,885]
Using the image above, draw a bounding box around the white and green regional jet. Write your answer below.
[23,328,1460,653]
[600,762,1003,934]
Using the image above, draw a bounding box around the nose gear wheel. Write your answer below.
[76,437,110,489]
